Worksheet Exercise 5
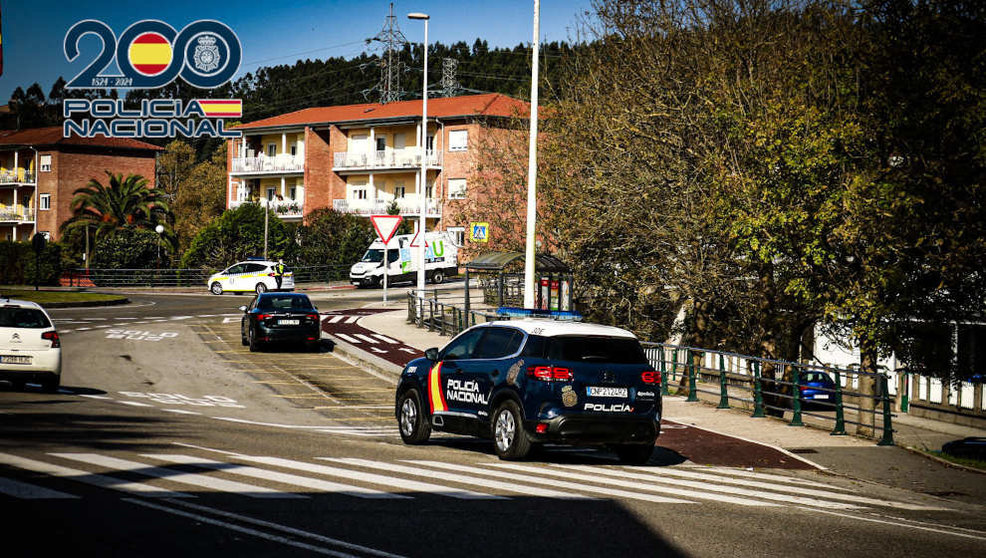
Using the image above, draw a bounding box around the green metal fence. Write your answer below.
[641,343,895,445]
[63,265,351,288]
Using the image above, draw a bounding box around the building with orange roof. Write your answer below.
[227,93,529,244]
[0,127,163,242]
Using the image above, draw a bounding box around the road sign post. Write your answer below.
[31,233,47,292]
[370,215,403,304]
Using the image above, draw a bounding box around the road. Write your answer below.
[1,291,984,557]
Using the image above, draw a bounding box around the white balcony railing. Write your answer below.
[0,208,35,222]
[333,198,441,217]
[333,148,442,171]
[0,169,37,184]
[231,154,304,174]
[229,199,304,218]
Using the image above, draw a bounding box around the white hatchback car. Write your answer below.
[207,259,295,295]
[0,299,61,392]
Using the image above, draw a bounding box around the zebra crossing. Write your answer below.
[0,447,951,514]
[54,313,242,334]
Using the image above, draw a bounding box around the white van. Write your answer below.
[350,232,458,288]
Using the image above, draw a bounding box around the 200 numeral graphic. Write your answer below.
[64,19,241,89]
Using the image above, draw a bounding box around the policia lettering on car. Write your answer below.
[395,320,663,463]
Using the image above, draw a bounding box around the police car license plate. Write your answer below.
[587,386,628,398]
[0,355,31,365]
[279,319,300,325]
[813,394,830,400]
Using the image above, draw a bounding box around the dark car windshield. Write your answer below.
[525,335,648,364]
[361,249,384,263]
[257,295,314,311]
[0,307,52,329]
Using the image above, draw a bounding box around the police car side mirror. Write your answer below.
[238,306,247,313]
[425,348,439,361]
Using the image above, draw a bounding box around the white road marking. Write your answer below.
[327,316,345,324]
[118,401,154,407]
[135,498,407,558]
[78,394,111,400]
[162,409,201,416]
[335,333,362,344]
[407,460,693,504]
[795,505,986,541]
[145,316,164,319]
[222,317,239,324]
[324,458,593,500]
[345,316,360,323]
[372,334,399,344]
[616,465,946,511]
[697,466,839,489]
[370,347,388,354]
[144,454,408,500]
[170,316,192,320]
[75,327,91,331]
[398,348,417,354]
[0,453,191,498]
[353,334,379,344]
[50,453,305,499]
[0,476,80,499]
[201,453,502,500]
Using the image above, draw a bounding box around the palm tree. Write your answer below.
[62,171,171,240]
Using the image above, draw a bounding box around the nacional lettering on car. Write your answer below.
[445,378,489,405]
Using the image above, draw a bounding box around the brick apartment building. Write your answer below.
[0,127,162,241]
[227,93,528,244]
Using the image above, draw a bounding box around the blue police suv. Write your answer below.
[395,320,662,463]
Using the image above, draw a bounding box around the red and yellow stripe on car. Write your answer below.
[428,362,448,414]
[197,99,243,117]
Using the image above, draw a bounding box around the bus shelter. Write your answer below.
[463,251,574,316]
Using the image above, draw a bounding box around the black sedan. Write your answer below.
[240,293,321,352]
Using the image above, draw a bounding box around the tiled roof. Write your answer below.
[0,127,164,151]
[234,93,530,130]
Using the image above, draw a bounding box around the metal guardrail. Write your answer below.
[641,343,895,445]
[63,265,352,288]
[406,290,504,336]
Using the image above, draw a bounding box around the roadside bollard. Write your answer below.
[790,365,804,426]
[878,375,895,446]
[831,369,847,435]
[752,360,766,418]
[671,350,678,394]
[717,353,730,409]
[901,370,910,413]
[687,349,699,402]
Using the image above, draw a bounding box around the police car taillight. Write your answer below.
[641,371,661,385]
[526,366,573,381]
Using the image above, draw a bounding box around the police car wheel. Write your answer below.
[492,400,531,460]
[397,390,431,444]
[210,282,223,295]
[613,443,654,465]
[255,283,267,294]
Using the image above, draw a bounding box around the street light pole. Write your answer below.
[409,12,429,310]
[155,224,164,269]
[523,0,541,309]
[263,198,269,260]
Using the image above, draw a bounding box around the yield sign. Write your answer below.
[370,215,403,244]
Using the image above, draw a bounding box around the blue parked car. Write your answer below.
[799,371,838,409]
[394,320,663,463]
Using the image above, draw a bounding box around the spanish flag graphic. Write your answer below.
[197,99,243,118]
[428,362,448,414]
[128,32,172,76]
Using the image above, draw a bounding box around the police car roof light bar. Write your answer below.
[495,307,582,321]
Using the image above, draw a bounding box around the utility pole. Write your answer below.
[440,58,460,97]
[523,0,541,309]
[365,3,409,104]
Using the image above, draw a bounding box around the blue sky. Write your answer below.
[0,0,594,103]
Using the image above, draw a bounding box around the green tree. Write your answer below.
[292,208,376,276]
[62,172,171,240]
[91,227,159,269]
[181,202,289,270]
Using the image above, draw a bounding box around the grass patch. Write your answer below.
[926,450,986,471]
[0,289,126,305]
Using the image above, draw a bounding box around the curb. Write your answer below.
[899,444,986,475]
[325,333,403,377]
[39,297,131,309]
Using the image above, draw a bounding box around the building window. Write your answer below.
[394,185,406,199]
[266,144,276,157]
[426,134,435,151]
[289,186,296,200]
[448,178,467,199]
[448,130,468,152]
[376,136,387,152]
[266,187,276,201]
[290,145,297,156]
[40,155,52,172]
[447,227,465,246]
[39,194,51,210]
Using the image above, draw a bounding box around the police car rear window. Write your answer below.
[540,335,647,364]
[0,308,51,329]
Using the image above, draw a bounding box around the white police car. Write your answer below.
[208,259,294,295]
[395,318,663,463]
[0,298,61,392]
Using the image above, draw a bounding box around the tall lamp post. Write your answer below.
[155,224,165,269]
[408,11,429,309]
[523,0,541,309]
